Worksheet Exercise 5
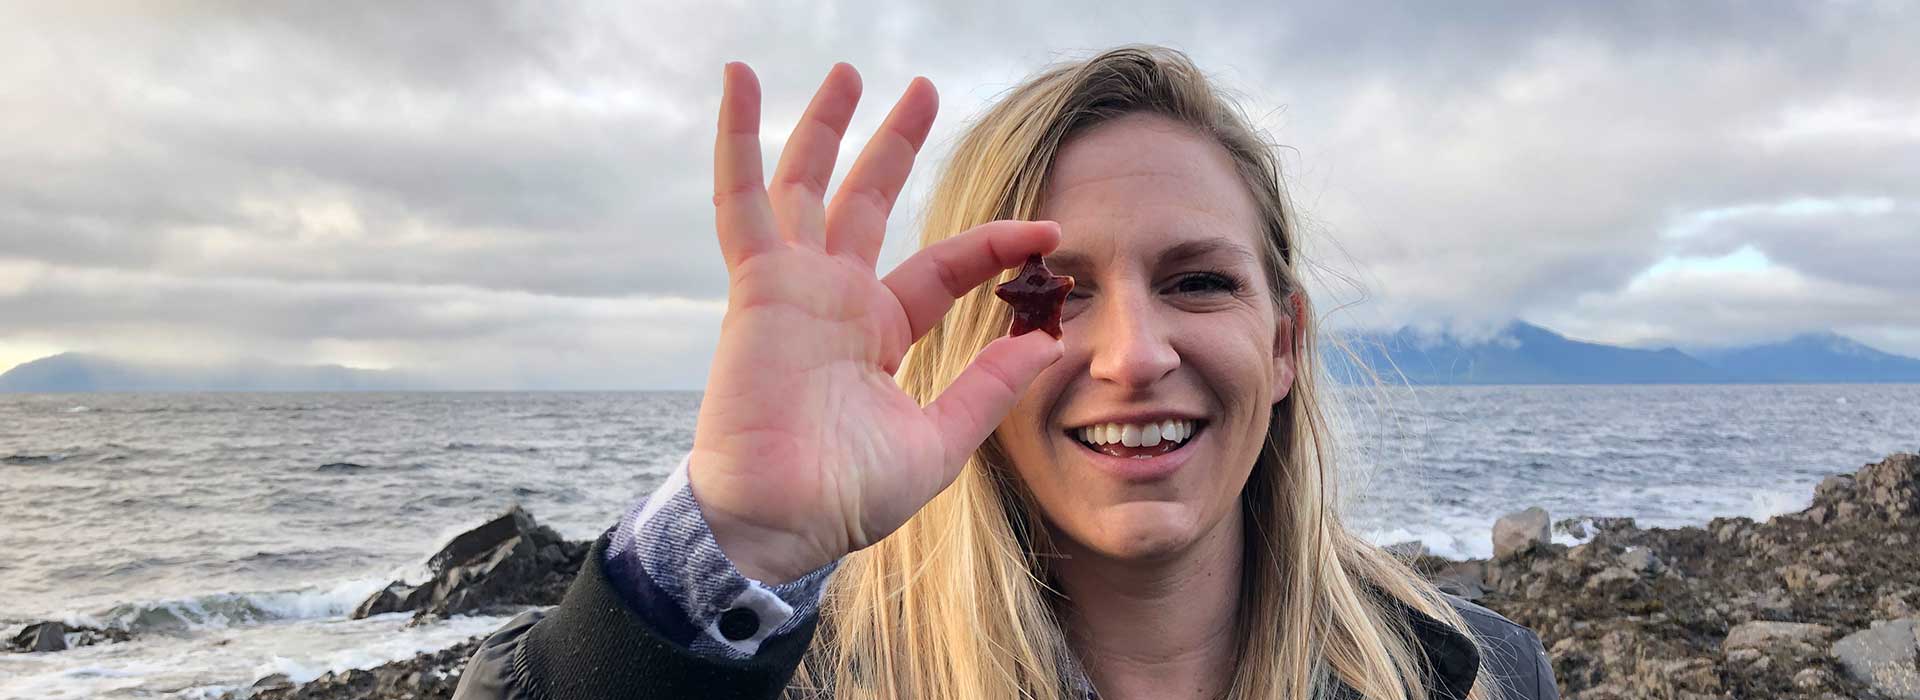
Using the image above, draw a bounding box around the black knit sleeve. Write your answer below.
[452,533,819,700]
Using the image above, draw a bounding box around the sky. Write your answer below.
[1,1,1915,389]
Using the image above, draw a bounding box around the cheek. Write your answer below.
[1174,315,1276,408]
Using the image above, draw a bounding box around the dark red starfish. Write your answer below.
[993,254,1074,339]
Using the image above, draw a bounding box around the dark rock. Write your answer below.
[11,621,65,652]
[1420,558,1488,600]
[1553,517,1589,540]
[240,637,484,700]
[6,620,131,653]
[317,462,371,473]
[350,505,589,623]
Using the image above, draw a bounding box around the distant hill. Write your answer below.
[0,353,426,392]
[1691,332,1920,383]
[1328,322,1920,385]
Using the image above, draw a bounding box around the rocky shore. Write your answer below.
[13,452,1916,699]
[1424,452,1920,699]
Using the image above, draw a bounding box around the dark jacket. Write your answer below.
[452,534,1558,699]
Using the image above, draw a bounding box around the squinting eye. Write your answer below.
[1169,272,1241,295]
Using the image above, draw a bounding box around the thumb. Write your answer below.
[924,330,1065,468]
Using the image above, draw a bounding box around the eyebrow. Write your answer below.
[1161,237,1259,268]
[1045,236,1259,273]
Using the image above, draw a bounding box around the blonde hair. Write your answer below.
[790,45,1498,700]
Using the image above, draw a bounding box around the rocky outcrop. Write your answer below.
[1414,452,1920,699]
[244,638,484,700]
[232,505,591,698]
[351,505,590,624]
[4,620,132,653]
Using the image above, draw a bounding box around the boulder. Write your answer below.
[351,505,589,622]
[1493,507,1550,559]
[10,621,65,653]
[1618,546,1662,575]
[1724,621,1833,653]
[1427,559,1489,600]
[1831,618,1920,700]
[5,620,131,653]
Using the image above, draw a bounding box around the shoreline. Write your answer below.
[10,452,1916,699]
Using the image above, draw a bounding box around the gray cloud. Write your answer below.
[1,0,1916,385]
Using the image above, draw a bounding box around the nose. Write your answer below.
[1085,287,1179,389]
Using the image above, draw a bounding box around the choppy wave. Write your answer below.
[81,578,390,633]
[0,610,513,699]
[445,441,539,453]
[2,453,66,465]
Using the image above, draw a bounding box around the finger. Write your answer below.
[881,219,1060,342]
[924,331,1065,468]
[825,76,937,268]
[769,62,862,249]
[713,62,779,268]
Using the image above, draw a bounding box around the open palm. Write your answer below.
[689,62,1063,584]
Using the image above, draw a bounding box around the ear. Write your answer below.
[1271,292,1303,404]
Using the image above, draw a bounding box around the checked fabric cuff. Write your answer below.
[602,453,839,659]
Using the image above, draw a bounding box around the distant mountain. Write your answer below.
[1692,332,1920,383]
[1327,321,1731,385]
[0,353,426,392]
[1327,322,1920,385]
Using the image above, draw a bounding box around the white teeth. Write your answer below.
[1074,419,1198,447]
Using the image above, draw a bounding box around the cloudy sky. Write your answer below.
[2,1,1915,389]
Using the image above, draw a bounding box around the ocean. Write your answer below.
[2,386,1916,697]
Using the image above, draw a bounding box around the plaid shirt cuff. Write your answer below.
[601,453,838,659]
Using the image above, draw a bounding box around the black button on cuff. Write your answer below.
[718,607,761,641]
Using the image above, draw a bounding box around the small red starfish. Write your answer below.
[994,254,1074,339]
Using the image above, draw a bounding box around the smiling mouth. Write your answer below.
[1067,419,1206,458]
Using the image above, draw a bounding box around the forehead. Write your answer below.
[1038,113,1262,258]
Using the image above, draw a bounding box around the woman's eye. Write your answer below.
[1167,272,1240,295]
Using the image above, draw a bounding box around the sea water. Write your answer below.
[2,386,1916,697]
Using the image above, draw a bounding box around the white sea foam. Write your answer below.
[0,611,513,698]
[1746,489,1811,521]
[74,577,391,633]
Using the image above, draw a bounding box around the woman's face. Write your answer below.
[998,113,1296,564]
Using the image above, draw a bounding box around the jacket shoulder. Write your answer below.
[1444,596,1559,700]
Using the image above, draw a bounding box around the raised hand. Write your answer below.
[690,62,1064,584]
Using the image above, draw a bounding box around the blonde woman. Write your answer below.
[456,45,1556,700]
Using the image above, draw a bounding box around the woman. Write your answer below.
[455,45,1557,700]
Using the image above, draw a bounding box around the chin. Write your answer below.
[1076,501,1206,561]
